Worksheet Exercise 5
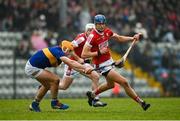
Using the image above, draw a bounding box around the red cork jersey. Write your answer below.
[70,32,87,60]
[86,27,114,65]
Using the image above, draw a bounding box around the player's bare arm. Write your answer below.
[81,44,97,58]
[111,33,142,43]
[81,43,108,58]
[60,56,92,74]
[111,33,133,42]
[71,51,84,64]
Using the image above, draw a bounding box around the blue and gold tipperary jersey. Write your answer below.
[29,46,65,69]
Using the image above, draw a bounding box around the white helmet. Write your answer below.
[85,23,95,32]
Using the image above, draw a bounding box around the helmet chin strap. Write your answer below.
[97,29,103,33]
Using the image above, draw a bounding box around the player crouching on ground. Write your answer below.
[25,40,93,112]
[59,23,107,107]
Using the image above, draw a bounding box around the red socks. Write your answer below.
[94,89,101,95]
[134,96,144,105]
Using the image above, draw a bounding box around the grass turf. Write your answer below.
[0,97,180,120]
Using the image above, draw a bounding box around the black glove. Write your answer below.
[114,59,124,68]
[84,59,91,64]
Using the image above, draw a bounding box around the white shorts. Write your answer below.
[25,61,43,78]
[94,58,114,74]
[63,63,91,78]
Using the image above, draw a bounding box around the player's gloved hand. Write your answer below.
[84,59,91,63]
[114,59,124,68]
[133,33,143,41]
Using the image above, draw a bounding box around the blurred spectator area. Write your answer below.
[0,0,179,42]
[130,41,180,96]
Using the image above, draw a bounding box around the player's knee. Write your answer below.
[50,79,60,86]
[59,85,69,90]
[41,84,50,89]
[45,84,50,89]
[54,79,60,85]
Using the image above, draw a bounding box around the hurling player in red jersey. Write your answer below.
[59,23,107,107]
[82,14,150,111]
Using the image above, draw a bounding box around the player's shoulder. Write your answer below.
[75,32,86,40]
[51,46,65,57]
[49,46,63,52]
[90,29,99,38]
[77,32,86,37]
[104,27,112,32]
[74,33,86,45]
[86,32,95,44]
[49,46,60,50]
[104,27,113,37]
[91,29,97,34]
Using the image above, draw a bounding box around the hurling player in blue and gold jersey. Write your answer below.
[25,40,93,112]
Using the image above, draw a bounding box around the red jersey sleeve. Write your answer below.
[85,33,95,48]
[104,28,114,37]
[72,33,86,48]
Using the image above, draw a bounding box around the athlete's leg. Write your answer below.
[91,69,139,100]
[92,78,114,96]
[86,70,100,91]
[87,69,115,97]
[83,64,107,107]
[29,82,49,112]
[87,59,115,97]
[35,70,60,99]
[59,64,75,90]
[106,69,138,99]
[32,70,69,111]
[59,76,73,90]
[87,68,150,110]
[35,84,50,102]
[105,69,150,110]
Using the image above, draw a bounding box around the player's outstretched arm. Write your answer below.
[112,33,142,43]
[60,56,92,74]
[71,51,84,64]
[111,33,134,43]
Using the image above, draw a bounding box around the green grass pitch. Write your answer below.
[0,97,180,120]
